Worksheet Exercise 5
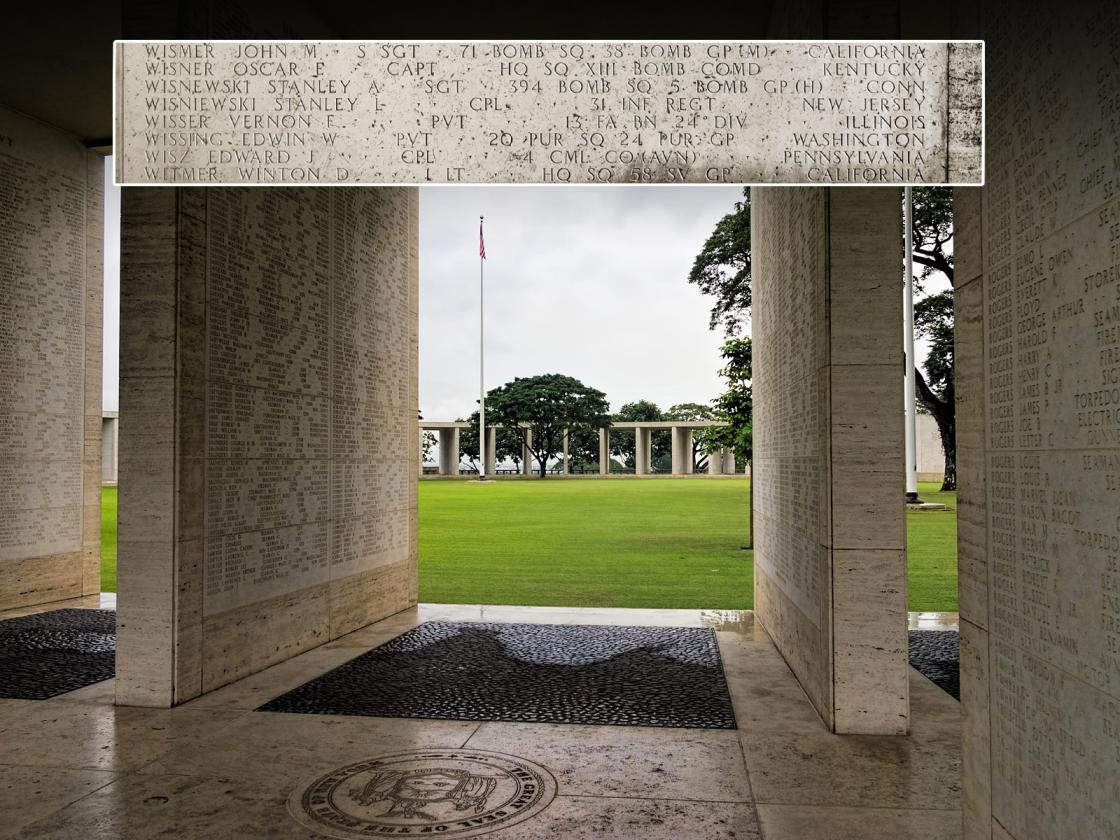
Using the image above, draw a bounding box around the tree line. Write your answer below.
[444,368,751,478]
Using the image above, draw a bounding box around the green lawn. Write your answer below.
[420,478,757,610]
[101,485,117,592]
[418,478,958,611]
[905,483,959,611]
[100,478,958,610]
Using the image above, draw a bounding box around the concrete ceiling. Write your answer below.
[0,1,775,145]
[0,6,121,143]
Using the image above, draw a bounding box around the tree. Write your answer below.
[664,402,718,470]
[687,187,752,335]
[458,412,524,473]
[485,374,611,478]
[688,186,958,491]
[706,339,753,467]
[610,400,662,469]
[421,431,437,466]
[910,187,956,491]
[565,426,601,472]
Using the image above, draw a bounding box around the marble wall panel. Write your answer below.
[0,105,102,610]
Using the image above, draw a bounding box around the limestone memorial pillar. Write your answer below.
[707,448,723,476]
[634,427,652,475]
[521,429,533,475]
[598,428,609,475]
[561,430,570,475]
[438,428,460,476]
[671,427,694,475]
[0,106,103,611]
[116,187,419,707]
[484,427,497,476]
[751,186,907,734]
[101,415,119,483]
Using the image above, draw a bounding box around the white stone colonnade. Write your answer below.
[419,420,736,476]
[421,421,468,476]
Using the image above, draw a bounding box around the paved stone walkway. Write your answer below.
[0,601,962,839]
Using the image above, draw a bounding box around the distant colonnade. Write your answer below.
[419,420,737,477]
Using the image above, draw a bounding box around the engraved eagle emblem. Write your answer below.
[349,767,499,821]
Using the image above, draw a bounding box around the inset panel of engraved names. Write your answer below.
[330,190,412,580]
[204,189,333,614]
[116,41,980,184]
[751,190,826,624]
[0,122,86,560]
[983,2,1120,700]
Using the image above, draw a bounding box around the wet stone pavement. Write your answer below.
[0,609,116,700]
[907,630,960,701]
[259,621,738,729]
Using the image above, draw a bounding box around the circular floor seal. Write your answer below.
[288,749,558,838]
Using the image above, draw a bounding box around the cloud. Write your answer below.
[419,185,743,420]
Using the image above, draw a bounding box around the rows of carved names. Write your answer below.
[983,1,1120,836]
[752,188,826,624]
[0,118,85,562]
[204,187,412,616]
[116,40,979,185]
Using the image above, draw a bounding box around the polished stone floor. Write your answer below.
[0,599,962,839]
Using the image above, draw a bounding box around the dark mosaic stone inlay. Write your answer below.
[260,621,737,729]
[0,609,116,700]
[908,629,959,701]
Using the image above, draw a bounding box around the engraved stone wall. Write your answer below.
[114,40,982,186]
[955,0,1120,837]
[117,186,418,706]
[752,186,906,734]
[0,105,102,610]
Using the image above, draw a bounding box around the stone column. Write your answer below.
[634,427,652,475]
[671,427,694,475]
[117,187,419,707]
[751,186,906,735]
[102,415,120,483]
[484,427,497,475]
[561,430,570,474]
[598,428,609,475]
[724,450,736,475]
[707,447,723,476]
[438,429,460,476]
[521,429,533,475]
[0,106,103,612]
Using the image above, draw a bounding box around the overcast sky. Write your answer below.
[419,186,741,420]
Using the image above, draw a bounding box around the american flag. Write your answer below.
[479,217,486,259]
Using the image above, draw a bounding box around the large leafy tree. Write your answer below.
[421,431,437,466]
[687,188,752,335]
[910,188,956,490]
[706,339,753,466]
[565,426,602,473]
[485,374,611,478]
[610,400,663,469]
[688,187,957,490]
[664,402,719,470]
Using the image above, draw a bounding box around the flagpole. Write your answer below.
[479,215,486,480]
